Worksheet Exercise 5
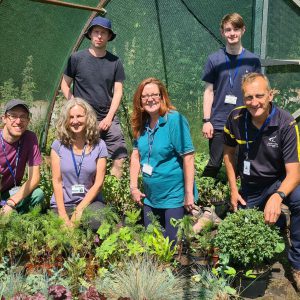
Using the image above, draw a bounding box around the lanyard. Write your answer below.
[70,144,87,180]
[0,132,21,187]
[146,122,158,164]
[225,48,245,90]
[244,106,276,158]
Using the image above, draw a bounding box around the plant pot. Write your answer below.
[233,268,270,299]
[212,200,229,219]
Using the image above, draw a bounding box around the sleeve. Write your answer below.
[64,53,77,78]
[223,113,238,147]
[97,140,108,158]
[51,140,61,155]
[169,112,194,156]
[202,56,216,84]
[28,132,42,166]
[281,119,300,164]
[114,59,126,82]
[133,139,138,149]
[254,57,262,73]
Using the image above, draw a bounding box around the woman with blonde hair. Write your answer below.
[130,77,198,244]
[50,98,107,230]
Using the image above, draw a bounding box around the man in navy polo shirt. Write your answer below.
[223,72,300,289]
[201,13,261,178]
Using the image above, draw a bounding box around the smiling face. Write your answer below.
[68,105,87,136]
[89,25,111,50]
[221,21,245,46]
[243,76,273,124]
[141,83,162,119]
[2,106,30,141]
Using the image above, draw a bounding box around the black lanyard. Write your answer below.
[146,121,158,164]
[70,144,87,181]
[0,132,21,187]
[244,106,276,159]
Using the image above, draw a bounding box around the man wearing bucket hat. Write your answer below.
[61,16,127,179]
[0,99,44,215]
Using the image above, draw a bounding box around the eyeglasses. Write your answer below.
[6,113,29,122]
[141,93,161,101]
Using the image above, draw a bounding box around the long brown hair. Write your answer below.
[131,77,176,139]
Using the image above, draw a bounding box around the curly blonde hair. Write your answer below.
[131,77,176,139]
[56,98,99,146]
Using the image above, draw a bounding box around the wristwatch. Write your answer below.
[275,191,286,200]
[202,118,211,123]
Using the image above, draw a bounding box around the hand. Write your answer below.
[71,208,83,224]
[60,214,74,228]
[202,122,214,139]
[184,193,196,213]
[99,117,113,132]
[131,188,145,206]
[230,191,246,212]
[264,193,282,225]
[0,204,14,215]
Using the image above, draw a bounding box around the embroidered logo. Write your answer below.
[267,135,278,148]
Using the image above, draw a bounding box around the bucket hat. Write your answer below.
[84,16,116,41]
[4,99,30,114]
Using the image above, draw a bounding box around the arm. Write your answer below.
[202,82,214,139]
[99,81,123,131]
[264,162,300,224]
[223,145,246,211]
[61,74,74,100]
[50,149,72,225]
[3,165,41,215]
[183,152,196,212]
[71,157,107,224]
[130,149,145,206]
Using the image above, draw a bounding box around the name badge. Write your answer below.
[71,184,85,195]
[142,163,153,176]
[243,160,251,175]
[9,186,20,196]
[224,95,237,105]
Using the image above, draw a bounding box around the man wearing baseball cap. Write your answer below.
[61,16,127,179]
[0,99,44,214]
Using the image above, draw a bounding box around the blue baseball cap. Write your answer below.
[4,99,30,114]
[84,16,116,41]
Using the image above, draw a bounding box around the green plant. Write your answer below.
[95,257,184,300]
[214,209,285,269]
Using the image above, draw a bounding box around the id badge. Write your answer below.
[243,160,251,175]
[71,184,85,195]
[142,163,153,176]
[224,95,237,105]
[9,186,20,196]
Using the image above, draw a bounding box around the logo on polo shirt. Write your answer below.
[267,135,278,148]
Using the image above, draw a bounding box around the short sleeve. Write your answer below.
[202,56,216,84]
[254,57,262,73]
[115,59,126,82]
[169,112,194,155]
[51,140,61,155]
[97,139,108,158]
[133,139,138,149]
[64,53,77,78]
[27,132,42,166]
[281,119,300,164]
[224,114,238,147]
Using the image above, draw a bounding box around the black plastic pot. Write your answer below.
[212,200,230,219]
[233,268,270,299]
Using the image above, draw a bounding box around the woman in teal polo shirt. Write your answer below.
[130,77,197,244]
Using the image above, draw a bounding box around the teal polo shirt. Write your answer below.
[134,110,198,208]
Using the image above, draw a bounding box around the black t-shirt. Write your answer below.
[224,105,300,186]
[64,49,125,120]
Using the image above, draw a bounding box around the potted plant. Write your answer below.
[214,209,285,298]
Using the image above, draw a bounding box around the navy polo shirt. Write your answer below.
[133,110,198,208]
[224,105,300,186]
[202,48,261,130]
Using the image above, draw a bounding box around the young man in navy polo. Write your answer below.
[61,16,127,179]
[224,72,300,290]
[201,13,261,178]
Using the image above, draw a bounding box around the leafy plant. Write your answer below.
[214,209,285,269]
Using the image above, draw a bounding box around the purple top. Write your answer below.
[50,139,108,208]
[0,130,42,193]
